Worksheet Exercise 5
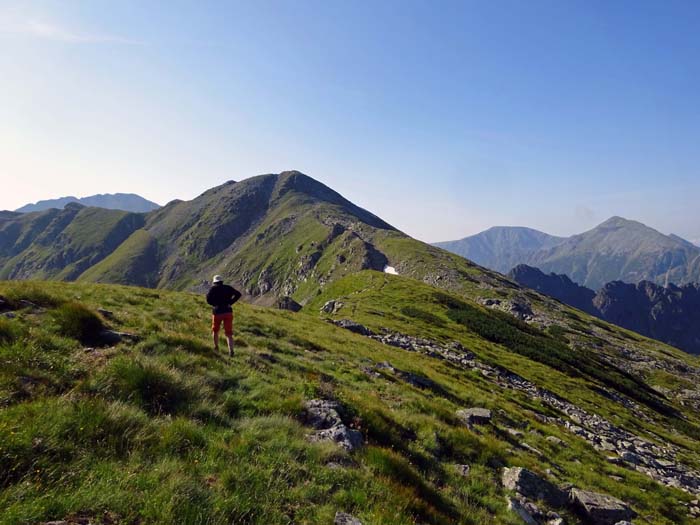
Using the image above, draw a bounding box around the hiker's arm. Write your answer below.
[206,289,216,306]
[230,288,242,305]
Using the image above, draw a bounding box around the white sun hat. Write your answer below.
[212,275,223,283]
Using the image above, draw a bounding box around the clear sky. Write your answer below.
[1,1,699,243]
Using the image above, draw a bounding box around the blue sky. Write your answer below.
[1,1,699,242]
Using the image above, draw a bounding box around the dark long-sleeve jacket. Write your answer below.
[206,283,242,315]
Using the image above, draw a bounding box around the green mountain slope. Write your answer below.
[0,204,145,281]
[529,217,700,290]
[1,276,700,524]
[0,171,507,307]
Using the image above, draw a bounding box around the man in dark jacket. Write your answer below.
[206,275,242,356]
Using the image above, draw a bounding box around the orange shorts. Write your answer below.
[212,313,233,336]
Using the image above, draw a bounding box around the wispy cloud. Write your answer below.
[0,8,139,44]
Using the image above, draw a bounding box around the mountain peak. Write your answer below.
[16,193,160,214]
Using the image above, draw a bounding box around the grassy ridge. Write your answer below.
[0,278,698,524]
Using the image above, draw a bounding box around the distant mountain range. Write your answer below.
[509,264,700,355]
[434,226,565,275]
[15,193,160,214]
[436,217,700,290]
[0,171,501,302]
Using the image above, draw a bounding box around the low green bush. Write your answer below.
[93,357,196,416]
[52,302,105,345]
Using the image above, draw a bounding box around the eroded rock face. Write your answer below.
[502,467,568,508]
[276,296,302,312]
[303,400,363,452]
[570,488,637,525]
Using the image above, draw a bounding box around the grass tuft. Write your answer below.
[52,302,105,345]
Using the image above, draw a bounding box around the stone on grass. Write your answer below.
[502,467,568,507]
[506,497,538,525]
[455,464,471,477]
[97,308,115,319]
[456,407,492,426]
[304,399,363,452]
[310,424,363,452]
[303,399,343,429]
[334,511,362,524]
[570,488,636,525]
[333,319,375,336]
[321,300,344,314]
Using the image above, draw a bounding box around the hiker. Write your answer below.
[206,275,242,356]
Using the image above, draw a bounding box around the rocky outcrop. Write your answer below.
[303,400,363,452]
[502,467,568,508]
[334,512,363,525]
[570,488,636,525]
[508,264,700,354]
[276,296,302,312]
[456,408,493,426]
[331,320,700,494]
[508,264,597,315]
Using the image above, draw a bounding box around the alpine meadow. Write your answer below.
[2,2,700,525]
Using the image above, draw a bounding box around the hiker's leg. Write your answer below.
[224,314,234,356]
[212,315,221,351]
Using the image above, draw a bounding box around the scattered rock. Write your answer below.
[97,308,115,320]
[502,467,568,507]
[19,299,40,310]
[276,296,302,312]
[334,512,362,525]
[304,399,343,429]
[519,442,545,458]
[456,407,492,426]
[98,329,139,345]
[506,497,538,525]
[310,424,363,452]
[546,436,565,447]
[570,488,636,525]
[332,319,375,336]
[1,311,15,319]
[321,300,344,314]
[455,464,471,477]
[304,400,363,452]
[332,324,700,493]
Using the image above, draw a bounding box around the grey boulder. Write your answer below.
[334,512,362,525]
[502,467,568,508]
[570,488,636,525]
[456,407,492,426]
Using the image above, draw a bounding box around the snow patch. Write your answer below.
[383,265,398,275]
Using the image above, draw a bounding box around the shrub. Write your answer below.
[158,417,207,456]
[0,318,19,344]
[52,302,105,345]
[94,357,196,415]
[400,306,446,327]
[0,283,63,308]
